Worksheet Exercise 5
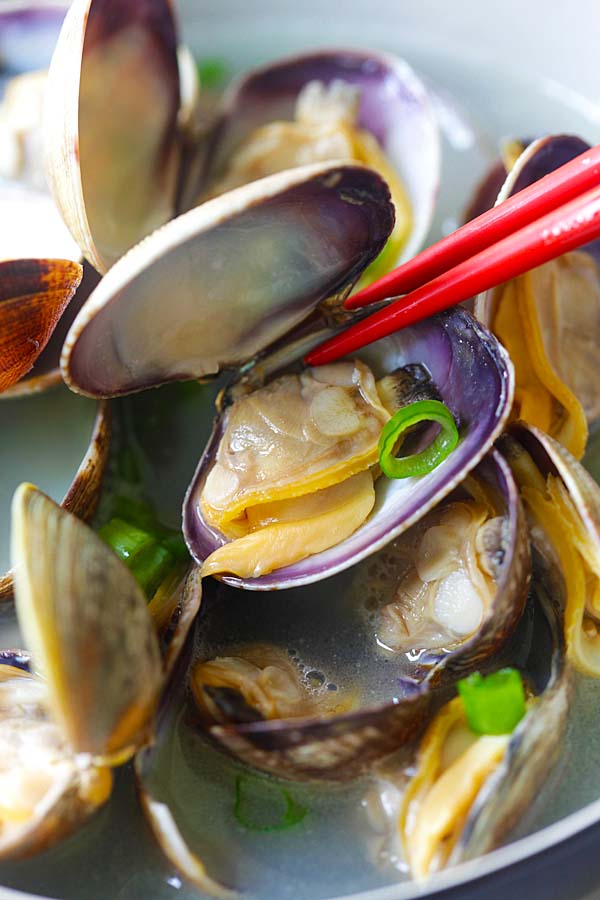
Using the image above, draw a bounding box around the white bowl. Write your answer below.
[1,1,600,899]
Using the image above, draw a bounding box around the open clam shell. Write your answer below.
[190,48,440,267]
[474,135,600,457]
[60,162,395,398]
[11,483,162,759]
[387,449,530,682]
[183,450,527,781]
[44,0,182,273]
[184,307,514,590]
[448,578,571,867]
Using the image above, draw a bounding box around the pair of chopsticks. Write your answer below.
[305,143,600,366]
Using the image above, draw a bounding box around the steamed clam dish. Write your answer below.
[2,0,600,897]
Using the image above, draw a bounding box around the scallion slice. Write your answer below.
[234,775,308,833]
[97,518,155,564]
[457,668,527,735]
[378,399,459,479]
[131,544,174,598]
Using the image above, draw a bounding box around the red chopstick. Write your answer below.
[345,142,600,311]
[305,182,600,366]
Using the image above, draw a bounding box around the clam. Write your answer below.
[474,135,600,459]
[53,142,512,588]
[183,304,514,590]
[44,0,183,274]
[59,162,395,397]
[499,422,600,678]
[0,263,101,399]
[367,566,570,881]
[190,48,440,281]
[357,450,530,681]
[51,151,512,591]
[43,0,440,281]
[2,483,163,859]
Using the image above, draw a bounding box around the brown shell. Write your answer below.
[208,692,431,782]
[0,259,82,393]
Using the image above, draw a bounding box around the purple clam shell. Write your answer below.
[468,134,600,264]
[195,47,439,261]
[501,135,600,266]
[184,307,514,590]
[0,649,31,672]
[63,164,394,397]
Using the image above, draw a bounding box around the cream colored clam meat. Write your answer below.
[200,360,391,578]
[207,80,412,276]
[191,644,351,722]
[398,696,510,880]
[0,665,111,859]
[357,500,501,653]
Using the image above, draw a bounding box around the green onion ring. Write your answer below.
[378,399,459,479]
[457,668,527,735]
[234,775,308,833]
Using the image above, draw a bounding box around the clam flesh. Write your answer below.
[0,652,112,861]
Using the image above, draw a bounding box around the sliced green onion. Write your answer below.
[130,544,174,598]
[234,775,308,833]
[98,512,188,602]
[378,399,459,479]
[197,57,228,89]
[457,668,526,735]
[98,518,156,564]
